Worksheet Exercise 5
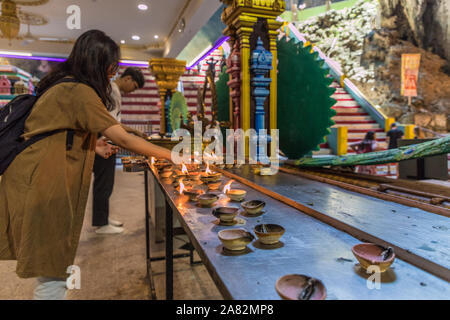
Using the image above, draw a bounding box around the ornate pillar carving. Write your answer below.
[149,58,186,136]
[221,0,285,133]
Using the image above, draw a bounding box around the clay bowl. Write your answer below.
[212,207,239,224]
[226,189,247,202]
[241,200,265,215]
[188,172,201,181]
[200,172,222,183]
[121,157,131,164]
[172,179,195,188]
[252,167,262,174]
[218,228,255,251]
[184,189,203,202]
[197,193,219,207]
[206,181,222,191]
[254,224,285,245]
[174,173,189,180]
[160,170,173,179]
[276,275,327,300]
[352,243,396,272]
[155,162,171,170]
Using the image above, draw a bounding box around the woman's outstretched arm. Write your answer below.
[102,124,173,161]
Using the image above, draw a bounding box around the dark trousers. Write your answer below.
[92,153,116,227]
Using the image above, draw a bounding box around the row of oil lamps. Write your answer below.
[148,157,397,300]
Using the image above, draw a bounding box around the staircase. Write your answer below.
[317,81,399,178]
[317,80,386,156]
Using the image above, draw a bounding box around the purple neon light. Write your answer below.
[186,35,229,70]
[0,54,66,62]
[0,53,149,67]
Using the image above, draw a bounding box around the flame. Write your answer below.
[178,178,185,195]
[181,163,189,175]
[205,162,212,175]
[223,180,234,194]
[150,157,156,166]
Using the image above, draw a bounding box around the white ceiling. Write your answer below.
[17,0,186,45]
[0,0,222,59]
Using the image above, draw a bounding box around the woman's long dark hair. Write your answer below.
[363,131,375,142]
[38,30,120,110]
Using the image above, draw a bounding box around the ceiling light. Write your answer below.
[120,40,125,44]
[138,4,148,11]
[39,37,61,41]
[154,35,159,39]
[132,35,140,41]
[178,18,186,33]
[0,50,32,57]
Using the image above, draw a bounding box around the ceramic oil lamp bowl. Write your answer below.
[160,168,173,179]
[252,167,262,174]
[197,193,219,207]
[226,189,247,202]
[254,224,285,245]
[352,243,396,273]
[121,157,131,164]
[200,172,222,183]
[172,179,194,188]
[212,207,240,225]
[155,163,171,170]
[184,189,203,202]
[241,200,265,215]
[206,181,222,191]
[188,172,201,181]
[276,275,327,300]
[218,229,255,251]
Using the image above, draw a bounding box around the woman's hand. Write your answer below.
[95,138,119,159]
[102,125,173,161]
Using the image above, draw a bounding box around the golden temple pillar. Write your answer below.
[149,58,186,135]
[221,1,285,133]
[267,18,283,131]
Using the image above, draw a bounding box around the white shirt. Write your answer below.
[110,81,121,122]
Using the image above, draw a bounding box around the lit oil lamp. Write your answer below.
[223,180,247,202]
[184,188,204,202]
[177,178,186,195]
[188,171,201,181]
[200,162,222,182]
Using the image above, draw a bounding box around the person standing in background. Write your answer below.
[350,131,382,175]
[386,122,404,150]
[93,67,146,234]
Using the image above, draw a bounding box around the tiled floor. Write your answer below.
[0,170,222,300]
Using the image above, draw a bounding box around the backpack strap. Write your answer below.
[66,130,75,151]
[36,77,81,97]
[35,78,80,151]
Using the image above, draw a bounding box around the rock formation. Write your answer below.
[296,0,449,132]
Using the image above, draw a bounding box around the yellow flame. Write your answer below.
[178,178,185,195]
[223,180,234,194]
[181,163,189,175]
[205,162,212,175]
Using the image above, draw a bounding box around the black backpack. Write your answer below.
[0,78,79,175]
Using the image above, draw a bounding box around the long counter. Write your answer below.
[146,165,450,300]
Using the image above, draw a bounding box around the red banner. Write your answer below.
[401,54,421,97]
